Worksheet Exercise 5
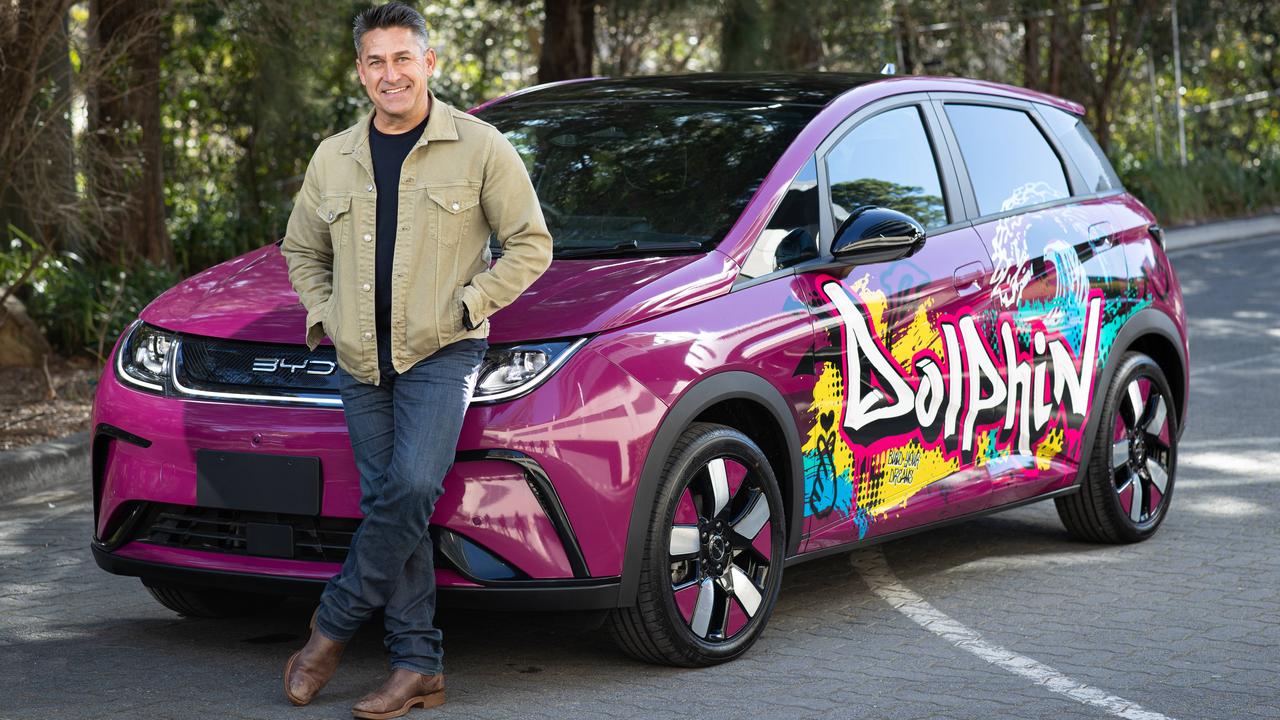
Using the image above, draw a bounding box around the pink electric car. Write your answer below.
[91,73,1188,666]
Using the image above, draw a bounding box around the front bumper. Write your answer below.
[90,543,621,610]
[91,332,668,607]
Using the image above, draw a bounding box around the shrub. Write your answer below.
[1123,157,1280,226]
[2,225,180,361]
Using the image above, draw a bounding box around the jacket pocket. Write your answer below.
[425,185,481,248]
[317,194,353,249]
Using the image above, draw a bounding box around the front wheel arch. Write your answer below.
[617,372,803,607]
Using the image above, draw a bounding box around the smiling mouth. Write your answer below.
[382,86,409,96]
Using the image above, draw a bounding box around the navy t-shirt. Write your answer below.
[368,113,429,373]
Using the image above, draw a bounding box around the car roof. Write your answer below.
[475,72,1085,117]
[491,72,889,107]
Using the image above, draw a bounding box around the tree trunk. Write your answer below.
[770,0,823,71]
[538,0,595,83]
[894,1,918,75]
[89,0,171,267]
[1022,9,1041,90]
[1047,0,1064,95]
[0,1,77,206]
[719,0,764,71]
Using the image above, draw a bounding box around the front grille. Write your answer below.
[137,503,358,562]
[132,503,525,581]
[175,335,340,397]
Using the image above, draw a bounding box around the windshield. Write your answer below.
[475,101,819,258]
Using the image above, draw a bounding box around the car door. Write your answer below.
[798,99,998,553]
[937,97,1126,505]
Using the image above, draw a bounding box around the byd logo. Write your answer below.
[251,357,337,376]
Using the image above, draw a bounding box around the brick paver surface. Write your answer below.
[1,238,1277,719]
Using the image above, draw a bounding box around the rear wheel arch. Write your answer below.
[618,372,803,606]
[1073,307,1187,489]
[1126,331,1187,427]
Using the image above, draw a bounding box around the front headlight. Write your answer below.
[472,338,589,403]
[116,320,176,392]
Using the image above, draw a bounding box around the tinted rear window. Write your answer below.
[1040,106,1123,193]
[945,104,1070,215]
[475,101,818,254]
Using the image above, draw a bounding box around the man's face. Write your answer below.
[356,27,436,125]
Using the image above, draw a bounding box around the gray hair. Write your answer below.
[352,2,429,58]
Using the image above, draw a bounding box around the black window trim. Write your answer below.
[928,91,1129,226]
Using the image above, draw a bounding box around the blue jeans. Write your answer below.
[315,338,488,675]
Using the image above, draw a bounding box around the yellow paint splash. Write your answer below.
[864,440,959,516]
[1035,428,1065,471]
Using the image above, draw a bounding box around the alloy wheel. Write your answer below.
[1111,376,1173,525]
[667,456,774,642]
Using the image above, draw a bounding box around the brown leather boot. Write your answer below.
[351,668,445,719]
[283,608,346,706]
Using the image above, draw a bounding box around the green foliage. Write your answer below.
[13,0,1280,362]
[2,224,179,360]
[1122,157,1280,226]
[162,1,371,276]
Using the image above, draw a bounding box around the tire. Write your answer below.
[143,581,285,618]
[1056,352,1178,543]
[609,422,786,667]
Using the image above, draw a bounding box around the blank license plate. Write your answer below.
[195,449,321,515]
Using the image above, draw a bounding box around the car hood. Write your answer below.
[140,243,738,345]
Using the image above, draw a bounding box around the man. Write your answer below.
[278,3,552,717]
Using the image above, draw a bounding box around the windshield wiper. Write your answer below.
[554,239,709,259]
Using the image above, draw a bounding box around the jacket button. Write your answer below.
[327,211,334,221]
[362,331,372,340]
[363,233,372,242]
[362,283,371,291]
[366,184,374,192]
[451,201,460,211]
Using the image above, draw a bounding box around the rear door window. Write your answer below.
[945,104,1069,215]
[824,105,948,231]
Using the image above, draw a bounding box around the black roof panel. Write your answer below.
[506,72,886,106]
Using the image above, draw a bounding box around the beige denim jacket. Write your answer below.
[281,91,552,385]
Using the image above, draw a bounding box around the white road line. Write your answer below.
[1188,353,1275,376]
[850,548,1175,720]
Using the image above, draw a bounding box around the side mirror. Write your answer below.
[831,206,926,264]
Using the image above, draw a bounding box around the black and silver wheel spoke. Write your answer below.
[689,577,716,638]
[1125,380,1146,427]
[732,493,769,542]
[669,525,700,559]
[724,566,762,617]
[706,457,730,517]
[1143,394,1167,439]
[1112,437,1130,472]
[1146,458,1169,494]
[1119,470,1144,522]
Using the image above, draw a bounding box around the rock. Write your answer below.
[0,290,53,367]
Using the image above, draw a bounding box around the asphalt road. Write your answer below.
[2,236,1278,720]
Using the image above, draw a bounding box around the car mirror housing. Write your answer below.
[831,205,927,265]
